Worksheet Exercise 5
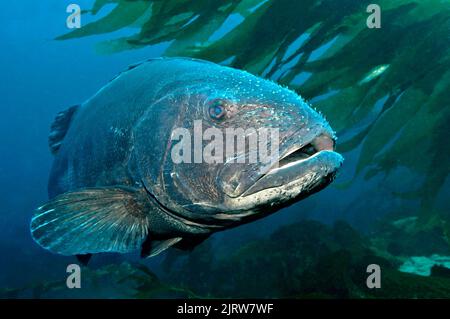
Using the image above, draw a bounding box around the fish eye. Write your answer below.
[208,100,226,120]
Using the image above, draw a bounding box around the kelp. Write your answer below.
[371,208,450,256]
[3,2,449,298]
[162,220,450,298]
[60,0,450,215]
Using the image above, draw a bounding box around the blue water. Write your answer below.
[1,1,446,295]
[0,0,387,288]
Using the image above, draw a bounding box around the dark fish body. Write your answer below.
[31,58,343,258]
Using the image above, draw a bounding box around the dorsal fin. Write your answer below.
[48,105,79,155]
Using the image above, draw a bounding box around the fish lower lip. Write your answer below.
[242,150,343,197]
[219,132,337,198]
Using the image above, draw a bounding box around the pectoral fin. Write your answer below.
[48,105,79,155]
[30,187,151,256]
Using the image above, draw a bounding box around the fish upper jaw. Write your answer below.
[263,130,336,175]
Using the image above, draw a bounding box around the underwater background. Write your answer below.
[0,0,449,298]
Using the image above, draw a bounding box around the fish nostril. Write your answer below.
[311,133,335,152]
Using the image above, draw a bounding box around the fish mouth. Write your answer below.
[276,133,335,171]
[241,133,343,197]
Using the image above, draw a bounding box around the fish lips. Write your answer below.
[218,129,341,198]
[240,150,344,197]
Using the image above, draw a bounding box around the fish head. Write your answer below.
[150,64,343,226]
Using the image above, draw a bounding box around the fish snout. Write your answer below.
[311,132,335,152]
